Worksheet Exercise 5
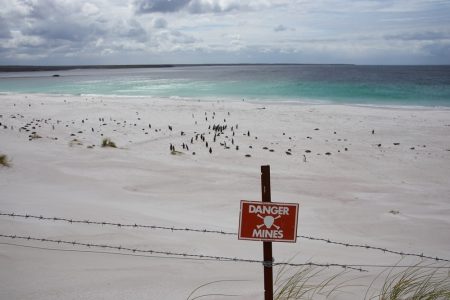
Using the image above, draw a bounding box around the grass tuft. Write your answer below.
[274,263,355,300]
[69,139,83,147]
[29,133,42,140]
[171,150,183,155]
[101,138,117,148]
[185,262,449,300]
[0,154,10,167]
[186,280,247,300]
[373,263,450,300]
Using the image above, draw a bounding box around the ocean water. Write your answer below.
[1,65,450,106]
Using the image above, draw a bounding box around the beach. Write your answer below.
[1,93,450,299]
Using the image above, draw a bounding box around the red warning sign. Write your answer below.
[238,200,299,243]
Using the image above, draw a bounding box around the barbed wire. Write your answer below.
[0,242,237,262]
[295,234,450,263]
[1,235,448,271]
[0,233,367,272]
[0,211,236,234]
[1,211,449,263]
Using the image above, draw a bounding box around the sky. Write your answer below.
[0,0,449,65]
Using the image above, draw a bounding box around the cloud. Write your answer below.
[273,25,287,32]
[0,0,154,63]
[422,41,450,60]
[1,0,450,64]
[7,1,105,43]
[385,31,450,41]
[81,3,100,16]
[116,20,148,41]
[153,18,168,28]
[24,20,104,42]
[26,0,75,20]
[134,0,263,14]
[134,0,191,14]
[187,0,241,14]
[0,16,11,38]
[168,30,198,44]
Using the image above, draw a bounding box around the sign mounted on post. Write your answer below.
[239,200,299,243]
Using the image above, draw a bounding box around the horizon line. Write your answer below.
[1,63,449,72]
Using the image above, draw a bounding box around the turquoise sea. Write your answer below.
[1,65,450,106]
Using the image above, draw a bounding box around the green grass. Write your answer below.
[171,150,183,155]
[275,263,450,300]
[184,263,450,299]
[29,133,42,140]
[371,263,450,300]
[274,264,354,300]
[0,154,10,167]
[101,138,117,148]
[69,139,83,146]
[186,280,247,300]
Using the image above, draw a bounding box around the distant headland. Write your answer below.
[0,64,354,72]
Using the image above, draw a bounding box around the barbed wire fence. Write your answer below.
[1,234,449,272]
[1,211,449,264]
[0,233,368,272]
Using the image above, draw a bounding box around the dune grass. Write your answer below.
[0,154,10,167]
[274,264,356,300]
[171,150,183,155]
[371,263,450,300]
[29,133,42,140]
[186,280,248,300]
[101,138,117,148]
[69,139,83,146]
[187,267,351,300]
[186,262,450,299]
[276,262,450,300]
[183,260,450,300]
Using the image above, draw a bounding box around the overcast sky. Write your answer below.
[1,0,449,65]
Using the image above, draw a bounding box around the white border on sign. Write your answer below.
[238,200,299,243]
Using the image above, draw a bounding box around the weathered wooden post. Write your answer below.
[261,165,273,300]
[238,165,299,300]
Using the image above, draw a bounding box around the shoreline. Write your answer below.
[2,92,450,110]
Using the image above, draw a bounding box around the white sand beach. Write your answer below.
[1,93,450,299]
